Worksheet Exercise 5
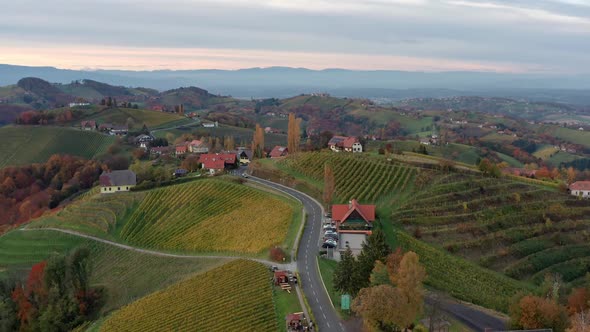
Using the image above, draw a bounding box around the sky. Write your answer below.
[0,0,589,73]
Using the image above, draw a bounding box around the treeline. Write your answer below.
[0,155,102,229]
[0,247,102,331]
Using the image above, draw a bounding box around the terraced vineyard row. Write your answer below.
[120,179,296,253]
[100,260,278,332]
[0,126,114,168]
[393,173,590,287]
[55,193,142,233]
[281,152,417,203]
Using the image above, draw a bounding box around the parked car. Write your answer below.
[324,230,337,236]
[324,232,338,239]
[322,241,337,249]
[323,238,338,246]
[323,224,336,230]
[241,173,249,178]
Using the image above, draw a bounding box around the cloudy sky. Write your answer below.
[0,0,589,73]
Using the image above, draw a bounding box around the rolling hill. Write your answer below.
[253,151,590,311]
[32,178,302,256]
[0,126,114,168]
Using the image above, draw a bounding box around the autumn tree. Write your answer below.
[567,288,590,316]
[181,155,200,172]
[287,113,301,153]
[352,251,426,331]
[509,295,568,331]
[252,124,265,158]
[568,310,590,332]
[224,136,235,151]
[323,163,335,205]
[567,167,577,184]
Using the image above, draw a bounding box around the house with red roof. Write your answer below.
[198,153,237,174]
[328,136,362,153]
[269,146,288,158]
[332,199,375,254]
[570,181,590,198]
[80,120,96,131]
[175,144,188,157]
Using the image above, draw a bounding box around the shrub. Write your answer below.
[270,246,286,262]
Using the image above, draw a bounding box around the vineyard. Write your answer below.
[0,126,114,167]
[279,152,417,204]
[120,179,298,254]
[100,260,279,332]
[391,172,590,292]
[85,107,185,128]
[32,191,144,237]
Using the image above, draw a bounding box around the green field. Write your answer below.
[539,125,590,148]
[0,229,228,313]
[33,178,302,256]
[100,260,279,332]
[84,107,185,128]
[0,126,114,167]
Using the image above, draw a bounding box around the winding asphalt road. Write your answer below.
[248,176,345,332]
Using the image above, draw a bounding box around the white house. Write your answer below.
[328,136,363,153]
[570,181,590,198]
[189,139,209,153]
[99,170,136,194]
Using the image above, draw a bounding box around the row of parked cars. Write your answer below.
[322,221,338,248]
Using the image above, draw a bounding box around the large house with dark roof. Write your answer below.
[570,181,590,198]
[331,199,375,254]
[328,136,362,153]
[99,170,137,193]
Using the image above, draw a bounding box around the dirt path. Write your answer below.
[19,227,293,270]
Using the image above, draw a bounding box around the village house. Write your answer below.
[328,136,362,153]
[199,153,237,174]
[135,134,155,149]
[99,123,114,132]
[109,125,128,136]
[569,181,590,198]
[150,146,172,156]
[269,146,289,158]
[175,144,188,157]
[332,199,375,255]
[99,170,136,194]
[202,121,218,128]
[80,121,96,131]
[69,102,90,108]
[189,139,209,154]
[237,148,253,165]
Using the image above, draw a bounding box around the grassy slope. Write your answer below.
[154,124,288,147]
[100,260,278,332]
[32,178,302,257]
[84,107,185,128]
[0,126,114,168]
[0,229,228,314]
[539,125,590,148]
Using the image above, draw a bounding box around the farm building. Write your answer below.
[199,153,237,174]
[100,170,136,194]
[328,136,362,153]
[110,125,128,136]
[135,134,155,149]
[569,181,590,198]
[273,270,289,285]
[150,146,172,156]
[200,157,225,175]
[269,146,288,158]
[332,199,375,254]
[80,120,96,131]
[189,139,209,153]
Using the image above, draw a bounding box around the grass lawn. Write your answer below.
[274,287,303,332]
[317,257,350,318]
[0,126,114,168]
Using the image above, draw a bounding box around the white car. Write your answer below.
[324,231,337,237]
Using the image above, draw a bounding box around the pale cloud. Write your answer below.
[0,0,588,72]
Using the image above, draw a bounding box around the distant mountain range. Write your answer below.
[1,64,590,104]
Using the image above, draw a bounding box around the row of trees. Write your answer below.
[509,273,590,331]
[1,247,102,331]
[0,155,103,228]
[333,229,427,331]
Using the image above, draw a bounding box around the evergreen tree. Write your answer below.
[333,247,362,296]
[357,229,391,289]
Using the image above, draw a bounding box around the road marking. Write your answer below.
[327,322,331,328]
[323,313,327,319]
